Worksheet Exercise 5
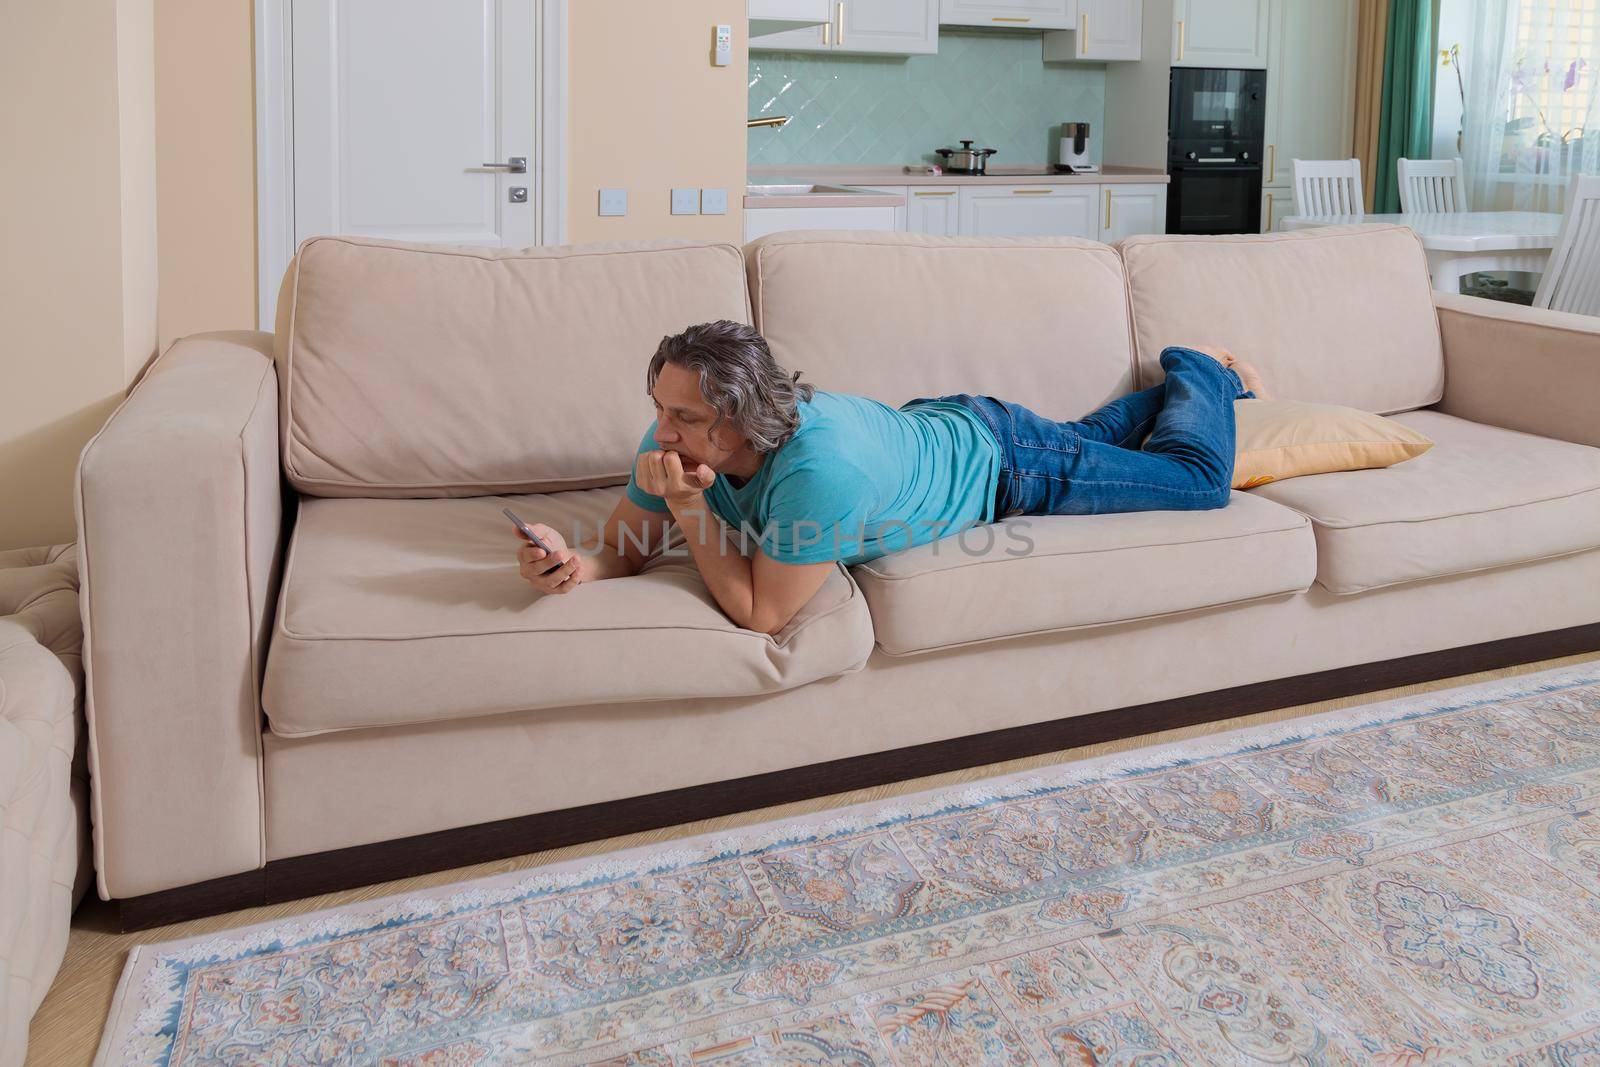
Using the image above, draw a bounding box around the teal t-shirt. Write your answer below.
[623,391,1000,566]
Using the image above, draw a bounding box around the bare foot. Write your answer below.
[1231,358,1273,400]
[1189,344,1237,369]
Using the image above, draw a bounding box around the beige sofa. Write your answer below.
[0,544,90,1066]
[77,226,1600,927]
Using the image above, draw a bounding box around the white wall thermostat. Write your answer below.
[713,24,732,66]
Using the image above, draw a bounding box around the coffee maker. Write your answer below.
[1055,121,1098,174]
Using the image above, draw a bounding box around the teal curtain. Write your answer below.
[1373,0,1437,212]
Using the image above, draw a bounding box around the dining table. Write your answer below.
[1279,211,1563,294]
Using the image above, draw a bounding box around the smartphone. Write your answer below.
[503,507,562,574]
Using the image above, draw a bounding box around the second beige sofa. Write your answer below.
[77,226,1600,924]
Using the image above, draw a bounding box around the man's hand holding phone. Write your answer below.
[505,508,585,595]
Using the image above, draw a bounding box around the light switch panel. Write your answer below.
[670,188,700,215]
[598,188,628,217]
[700,188,729,215]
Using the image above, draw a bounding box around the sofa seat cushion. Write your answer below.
[1245,410,1600,594]
[261,489,875,736]
[851,491,1316,656]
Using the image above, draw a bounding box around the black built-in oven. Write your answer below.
[1167,67,1267,234]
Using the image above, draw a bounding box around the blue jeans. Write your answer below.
[904,347,1254,517]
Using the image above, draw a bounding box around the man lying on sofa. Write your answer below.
[515,319,1266,636]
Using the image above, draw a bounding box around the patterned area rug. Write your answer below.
[99,662,1600,1065]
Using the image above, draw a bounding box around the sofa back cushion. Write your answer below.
[274,236,751,497]
[1119,224,1444,414]
[745,231,1137,418]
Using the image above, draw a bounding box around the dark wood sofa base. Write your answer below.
[113,622,1600,932]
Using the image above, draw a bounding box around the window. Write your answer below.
[1502,0,1596,171]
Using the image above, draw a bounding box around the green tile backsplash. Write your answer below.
[748,29,1107,168]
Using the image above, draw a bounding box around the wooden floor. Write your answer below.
[28,650,1600,1065]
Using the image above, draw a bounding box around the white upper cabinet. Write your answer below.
[1261,0,1356,189]
[940,0,1076,30]
[1043,0,1141,61]
[1172,0,1269,68]
[749,0,832,38]
[748,19,830,49]
[1079,0,1142,59]
[838,0,939,53]
[752,0,937,53]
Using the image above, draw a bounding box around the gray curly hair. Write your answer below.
[646,320,816,454]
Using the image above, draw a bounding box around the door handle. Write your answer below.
[476,157,527,173]
[1104,188,1112,229]
[837,1,844,44]
[1176,19,1185,61]
[1267,144,1275,184]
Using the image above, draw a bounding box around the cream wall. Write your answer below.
[566,1,748,245]
[2,0,748,550]
[0,0,158,551]
[154,0,259,351]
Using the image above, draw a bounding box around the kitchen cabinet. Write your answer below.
[744,204,899,241]
[1172,0,1269,68]
[1042,0,1141,61]
[1260,187,1293,232]
[939,0,1075,30]
[905,187,961,234]
[958,184,1099,239]
[1261,0,1356,196]
[1099,183,1167,242]
[750,0,938,54]
[749,0,831,37]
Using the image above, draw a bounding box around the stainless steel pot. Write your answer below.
[935,140,998,175]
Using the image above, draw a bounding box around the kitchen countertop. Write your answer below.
[748,164,1169,189]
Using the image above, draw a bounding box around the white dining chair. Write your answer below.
[1293,159,1366,217]
[1397,157,1467,212]
[1534,174,1600,316]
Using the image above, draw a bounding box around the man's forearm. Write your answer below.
[578,542,642,582]
[668,493,758,627]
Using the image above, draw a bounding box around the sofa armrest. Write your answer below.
[76,331,285,899]
[1433,292,1600,448]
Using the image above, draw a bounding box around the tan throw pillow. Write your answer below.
[1138,399,1434,488]
[1229,398,1434,489]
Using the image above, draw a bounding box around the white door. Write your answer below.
[959,185,1099,238]
[291,0,538,249]
[1100,183,1167,241]
[1173,0,1269,68]
[1077,0,1141,60]
[1261,0,1356,191]
[835,0,939,55]
[939,0,1075,30]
